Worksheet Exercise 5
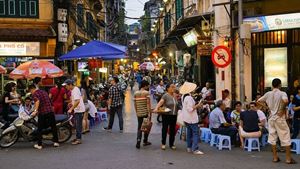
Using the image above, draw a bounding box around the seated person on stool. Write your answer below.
[209,100,238,145]
[239,102,262,148]
[249,102,268,134]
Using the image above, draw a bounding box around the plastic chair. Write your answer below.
[291,139,300,155]
[244,138,260,152]
[210,133,219,147]
[261,134,268,147]
[200,128,211,143]
[217,135,231,150]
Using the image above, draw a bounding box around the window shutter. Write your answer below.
[0,0,5,15]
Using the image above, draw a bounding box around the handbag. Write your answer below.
[141,110,153,134]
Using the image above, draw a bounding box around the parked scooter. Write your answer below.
[0,114,73,148]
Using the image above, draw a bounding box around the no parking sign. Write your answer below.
[211,46,232,68]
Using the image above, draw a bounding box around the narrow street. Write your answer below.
[0,87,299,169]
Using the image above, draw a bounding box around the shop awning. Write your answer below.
[0,27,56,38]
[59,40,127,60]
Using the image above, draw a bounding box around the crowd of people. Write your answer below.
[0,71,299,164]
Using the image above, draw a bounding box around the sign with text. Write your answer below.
[264,47,288,87]
[0,42,40,56]
[244,12,300,32]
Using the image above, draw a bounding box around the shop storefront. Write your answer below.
[244,12,300,97]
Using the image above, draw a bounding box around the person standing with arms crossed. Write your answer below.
[258,78,296,164]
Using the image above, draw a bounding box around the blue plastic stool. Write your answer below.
[200,128,211,143]
[210,133,219,147]
[99,111,108,121]
[261,134,268,147]
[217,135,231,150]
[291,139,300,155]
[244,138,260,152]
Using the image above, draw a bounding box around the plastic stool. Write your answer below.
[244,138,260,152]
[291,139,300,155]
[200,128,211,143]
[261,134,268,147]
[217,135,231,150]
[98,111,108,121]
[210,133,219,147]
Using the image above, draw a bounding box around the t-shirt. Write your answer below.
[161,93,178,115]
[71,87,85,113]
[87,100,97,118]
[49,87,66,104]
[292,95,300,119]
[257,110,268,128]
[230,110,241,124]
[33,89,53,114]
[258,88,288,116]
[134,90,150,117]
[240,110,260,132]
[209,107,227,129]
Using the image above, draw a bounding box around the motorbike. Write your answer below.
[0,114,73,148]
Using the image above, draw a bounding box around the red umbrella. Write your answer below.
[0,65,6,74]
[9,60,64,79]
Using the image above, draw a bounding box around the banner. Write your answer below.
[0,42,40,56]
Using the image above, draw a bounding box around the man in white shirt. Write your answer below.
[64,79,85,145]
[201,82,211,100]
[258,78,295,164]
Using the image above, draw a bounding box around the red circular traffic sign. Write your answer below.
[211,46,232,68]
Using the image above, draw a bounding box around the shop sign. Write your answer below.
[0,42,40,56]
[211,46,232,68]
[244,12,300,32]
[264,47,288,87]
[197,37,213,56]
[183,29,199,47]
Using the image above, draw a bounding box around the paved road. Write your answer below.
[0,87,299,169]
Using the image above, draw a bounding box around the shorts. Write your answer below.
[268,115,291,146]
[239,126,261,138]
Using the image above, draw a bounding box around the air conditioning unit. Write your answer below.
[58,23,68,42]
[57,8,67,22]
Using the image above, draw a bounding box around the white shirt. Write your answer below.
[156,85,165,94]
[71,86,85,113]
[201,87,211,99]
[87,100,97,118]
[209,107,227,129]
[181,95,199,124]
[258,88,288,116]
[257,109,268,128]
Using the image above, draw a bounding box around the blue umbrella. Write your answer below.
[59,40,127,60]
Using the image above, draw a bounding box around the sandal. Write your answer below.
[286,159,297,164]
[272,158,280,163]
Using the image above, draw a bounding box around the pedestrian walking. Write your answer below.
[291,86,300,139]
[257,78,296,164]
[63,79,85,145]
[154,83,179,150]
[104,77,124,132]
[134,80,152,149]
[179,82,204,155]
[80,80,90,134]
[28,84,59,149]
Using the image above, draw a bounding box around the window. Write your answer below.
[175,0,183,20]
[29,0,36,16]
[0,0,39,18]
[19,0,26,16]
[8,0,15,15]
[77,4,84,28]
[0,0,5,15]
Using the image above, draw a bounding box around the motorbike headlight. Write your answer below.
[14,118,24,127]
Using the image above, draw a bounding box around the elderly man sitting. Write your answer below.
[209,100,238,145]
[239,102,262,148]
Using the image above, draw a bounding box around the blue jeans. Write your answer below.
[108,105,123,130]
[292,118,300,139]
[75,113,83,139]
[186,123,199,151]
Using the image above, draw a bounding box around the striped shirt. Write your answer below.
[134,90,150,117]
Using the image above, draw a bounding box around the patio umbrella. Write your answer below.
[139,62,155,71]
[9,60,64,79]
[59,40,127,60]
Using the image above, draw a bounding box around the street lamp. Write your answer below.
[169,52,173,57]
[136,48,140,52]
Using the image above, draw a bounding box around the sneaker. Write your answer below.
[193,150,204,155]
[72,139,82,145]
[161,145,166,150]
[143,142,152,146]
[103,127,112,132]
[53,143,60,147]
[170,146,176,150]
[187,148,192,153]
[34,144,42,150]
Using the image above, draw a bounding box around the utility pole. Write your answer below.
[238,0,245,102]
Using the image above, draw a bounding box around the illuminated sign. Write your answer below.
[0,42,40,56]
[264,47,287,87]
[183,29,199,47]
[244,12,300,32]
[78,62,88,72]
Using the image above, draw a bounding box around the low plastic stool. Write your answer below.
[200,128,211,143]
[217,135,231,150]
[99,111,108,121]
[210,133,219,147]
[244,138,260,152]
[261,134,268,147]
[291,139,300,155]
